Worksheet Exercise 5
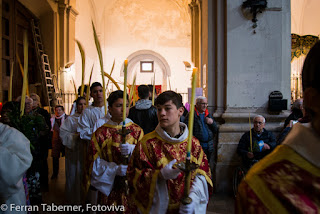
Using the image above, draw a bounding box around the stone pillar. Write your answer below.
[209,0,291,193]
[57,0,77,92]
[66,4,78,63]
[209,0,226,116]
[58,1,67,91]
[201,0,208,98]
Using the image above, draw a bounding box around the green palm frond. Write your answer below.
[86,64,94,105]
[92,21,107,115]
[20,30,28,117]
[106,59,115,90]
[76,40,86,96]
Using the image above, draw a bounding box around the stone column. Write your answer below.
[201,0,208,98]
[66,5,78,64]
[58,1,67,91]
[57,0,77,92]
[208,0,291,193]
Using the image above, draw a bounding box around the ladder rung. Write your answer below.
[42,55,49,63]
[32,19,56,110]
[43,64,50,71]
[35,29,40,35]
[37,43,43,50]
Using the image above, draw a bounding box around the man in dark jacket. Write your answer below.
[128,85,158,134]
[184,96,218,162]
[283,98,303,128]
[237,115,276,169]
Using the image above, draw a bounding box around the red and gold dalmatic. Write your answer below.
[236,145,320,214]
[127,131,213,214]
[88,122,144,214]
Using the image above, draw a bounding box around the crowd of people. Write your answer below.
[1,41,320,213]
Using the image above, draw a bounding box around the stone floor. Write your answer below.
[43,150,235,213]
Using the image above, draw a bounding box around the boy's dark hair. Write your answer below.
[107,90,128,107]
[301,41,320,119]
[148,84,156,94]
[76,96,86,106]
[155,91,183,109]
[138,85,150,99]
[55,105,64,111]
[90,82,102,92]
[78,85,88,95]
[1,101,19,113]
[302,41,320,92]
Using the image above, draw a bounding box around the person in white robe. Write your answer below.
[77,82,107,141]
[92,114,111,133]
[60,97,86,204]
[0,122,33,214]
[70,85,92,116]
[76,82,109,204]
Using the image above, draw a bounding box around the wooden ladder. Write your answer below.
[31,19,62,113]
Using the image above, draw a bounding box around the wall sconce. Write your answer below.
[242,0,267,29]
[59,61,74,73]
[183,61,193,71]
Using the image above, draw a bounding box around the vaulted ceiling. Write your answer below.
[291,0,320,36]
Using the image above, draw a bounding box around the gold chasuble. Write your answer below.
[127,130,213,214]
[236,145,320,214]
[88,122,143,214]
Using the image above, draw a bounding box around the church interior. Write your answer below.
[0,0,319,210]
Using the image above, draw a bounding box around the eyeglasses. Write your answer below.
[198,103,208,106]
[253,121,264,125]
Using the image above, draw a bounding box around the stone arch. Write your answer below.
[121,50,171,91]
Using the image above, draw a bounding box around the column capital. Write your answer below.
[67,5,79,18]
[58,3,67,13]
[189,0,201,8]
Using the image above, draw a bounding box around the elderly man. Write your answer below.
[15,95,33,114]
[184,96,218,162]
[237,115,276,169]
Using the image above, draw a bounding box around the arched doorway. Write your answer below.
[121,50,171,92]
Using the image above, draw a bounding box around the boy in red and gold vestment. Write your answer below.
[88,90,144,213]
[127,91,212,214]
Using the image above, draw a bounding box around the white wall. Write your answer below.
[73,0,192,96]
[226,0,291,108]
